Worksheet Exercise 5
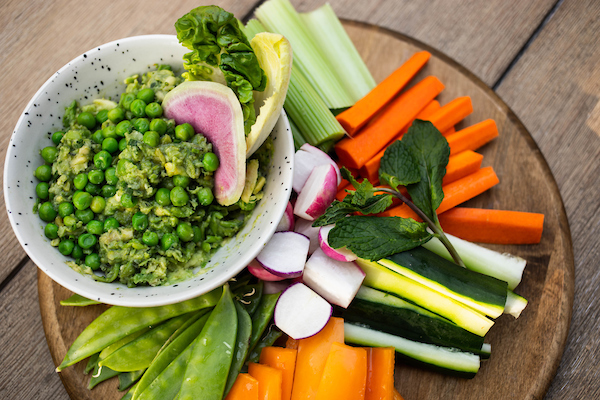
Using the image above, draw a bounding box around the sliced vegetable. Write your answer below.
[505,290,528,318]
[293,144,341,193]
[256,231,310,278]
[259,346,298,400]
[248,362,283,400]
[442,150,483,186]
[294,218,320,254]
[59,293,101,306]
[447,119,499,155]
[224,302,253,396]
[365,347,395,400]
[318,225,358,262]
[314,342,367,400]
[426,96,473,136]
[248,259,287,282]
[276,202,295,232]
[294,164,338,221]
[224,373,259,400]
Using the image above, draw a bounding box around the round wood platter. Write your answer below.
[38,20,574,400]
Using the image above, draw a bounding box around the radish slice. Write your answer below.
[247,259,286,281]
[302,248,365,308]
[256,231,310,278]
[293,144,341,193]
[274,282,333,339]
[318,225,358,262]
[294,164,338,221]
[294,218,320,254]
[263,280,292,294]
[275,201,295,232]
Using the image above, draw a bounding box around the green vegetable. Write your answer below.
[108,107,125,123]
[52,131,64,145]
[175,5,267,134]
[59,293,101,306]
[35,182,49,199]
[44,223,59,239]
[248,292,280,355]
[245,325,282,364]
[119,369,145,391]
[77,111,97,130]
[35,164,52,181]
[224,302,252,396]
[41,146,58,163]
[85,253,101,270]
[38,202,56,222]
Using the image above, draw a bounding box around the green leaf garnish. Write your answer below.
[379,140,421,190]
[312,193,393,227]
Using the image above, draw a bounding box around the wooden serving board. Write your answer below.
[38,21,574,400]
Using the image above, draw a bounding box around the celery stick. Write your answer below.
[288,116,307,150]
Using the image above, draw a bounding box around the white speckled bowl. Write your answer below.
[4,35,294,307]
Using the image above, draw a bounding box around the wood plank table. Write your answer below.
[1,0,598,398]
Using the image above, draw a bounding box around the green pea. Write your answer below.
[103,167,117,186]
[71,245,84,261]
[137,88,155,104]
[120,193,137,208]
[38,202,56,222]
[161,233,179,250]
[142,231,159,246]
[85,253,101,270]
[133,117,150,133]
[120,92,136,110]
[102,125,118,139]
[101,184,117,198]
[73,173,88,190]
[90,196,106,213]
[176,222,194,242]
[150,119,167,135]
[170,186,189,207]
[77,112,96,130]
[52,131,64,145]
[143,130,160,147]
[196,187,214,206]
[130,99,147,118]
[94,150,113,170]
[132,212,149,231]
[175,123,194,141]
[87,220,104,235]
[35,164,52,181]
[36,182,50,200]
[78,233,97,249]
[102,137,119,154]
[58,202,74,218]
[173,175,190,188]
[103,217,119,232]
[201,241,211,253]
[75,208,94,223]
[116,159,130,177]
[107,107,125,124]
[145,102,163,118]
[119,138,128,151]
[88,169,105,185]
[44,223,59,239]
[63,215,77,227]
[202,152,219,172]
[92,129,105,144]
[85,182,101,196]
[96,109,109,124]
[155,188,171,206]
[73,191,93,210]
[41,146,58,164]
[116,120,133,137]
[58,239,75,256]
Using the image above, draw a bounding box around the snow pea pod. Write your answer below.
[133,311,211,400]
[99,328,150,361]
[57,287,221,371]
[119,369,145,391]
[235,279,263,315]
[60,293,101,306]
[224,301,253,395]
[178,284,238,400]
[100,313,192,372]
[121,382,138,400]
[88,361,119,389]
[248,292,280,355]
[246,325,283,363]
[85,353,99,375]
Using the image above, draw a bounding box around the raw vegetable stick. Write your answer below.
[249,362,283,400]
[393,389,405,400]
[336,51,431,135]
[224,374,259,400]
[447,119,499,155]
[365,347,395,400]
[335,76,445,169]
[442,150,484,185]
[314,342,367,400]
[291,317,345,400]
[260,347,298,400]
[380,167,499,219]
[438,208,545,244]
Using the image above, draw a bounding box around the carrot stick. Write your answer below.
[438,207,544,244]
[447,119,498,155]
[260,347,298,400]
[429,96,473,135]
[379,167,499,219]
[393,389,405,400]
[365,347,395,400]
[443,150,483,185]
[225,373,259,400]
[315,343,367,400]
[336,51,431,136]
[249,362,283,400]
[291,317,345,400]
[335,76,445,169]
[443,126,456,136]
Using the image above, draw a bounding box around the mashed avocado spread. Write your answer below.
[33,65,272,287]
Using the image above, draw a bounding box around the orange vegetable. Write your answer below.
[225,373,259,400]
[260,347,298,400]
[291,317,345,400]
[443,150,484,186]
[336,51,431,136]
[249,362,283,400]
[444,126,456,136]
[447,119,498,155]
[438,207,544,244]
[428,96,473,135]
[380,167,499,219]
[286,336,299,350]
[393,388,405,400]
[315,343,367,400]
[365,347,395,400]
[335,76,445,169]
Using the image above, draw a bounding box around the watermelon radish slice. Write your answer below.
[162,81,246,206]
[255,231,310,278]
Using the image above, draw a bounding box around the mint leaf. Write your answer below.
[312,193,393,227]
[328,216,433,261]
[379,140,421,190]
[340,167,374,206]
[402,120,450,220]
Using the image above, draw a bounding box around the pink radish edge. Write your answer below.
[247,259,286,282]
[294,164,338,221]
[255,231,310,278]
[275,201,295,232]
[318,225,358,262]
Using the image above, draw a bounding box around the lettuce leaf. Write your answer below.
[175,6,267,134]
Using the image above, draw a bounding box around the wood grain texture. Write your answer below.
[495,0,600,398]
[288,0,557,86]
[37,21,574,400]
